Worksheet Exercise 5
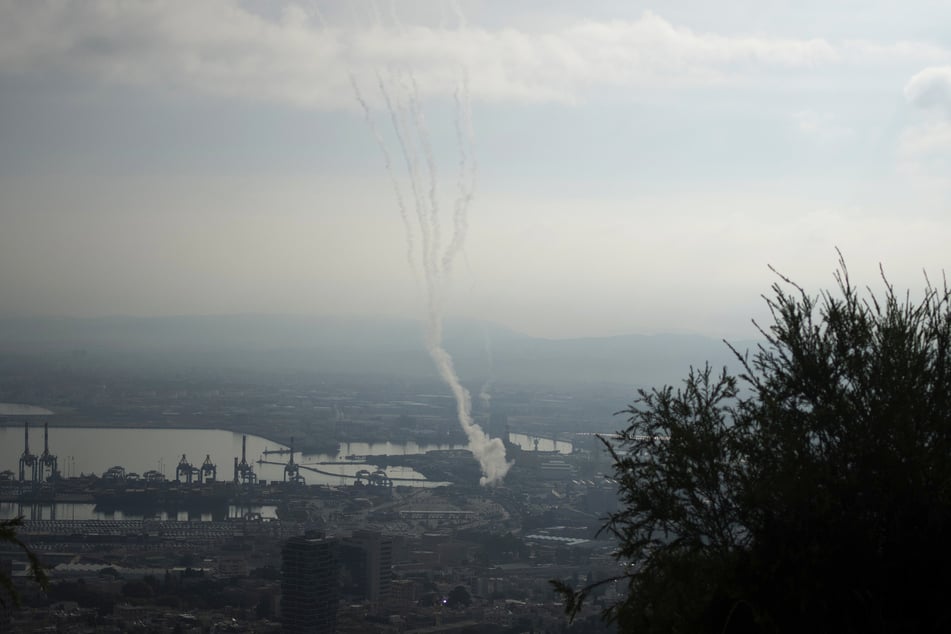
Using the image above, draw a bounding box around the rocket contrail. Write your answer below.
[443,71,475,276]
[478,325,495,412]
[377,70,435,294]
[408,73,442,273]
[349,73,417,277]
[349,15,511,485]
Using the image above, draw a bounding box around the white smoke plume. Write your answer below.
[478,325,495,412]
[350,9,511,486]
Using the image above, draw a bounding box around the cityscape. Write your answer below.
[0,353,629,633]
[2,0,949,632]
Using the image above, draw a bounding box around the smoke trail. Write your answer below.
[311,4,328,28]
[450,0,468,30]
[349,74,417,277]
[387,0,404,34]
[427,339,509,485]
[419,24,510,485]
[377,69,435,295]
[351,15,511,486]
[369,1,384,30]
[442,71,476,276]
[407,73,442,274]
[478,325,495,411]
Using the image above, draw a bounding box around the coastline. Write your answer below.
[0,403,55,416]
[0,418,337,457]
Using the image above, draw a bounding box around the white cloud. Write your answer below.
[896,121,951,199]
[899,121,951,156]
[905,65,951,115]
[0,2,946,109]
[899,66,951,195]
[461,189,951,337]
[793,109,853,142]
[844,41,951,66]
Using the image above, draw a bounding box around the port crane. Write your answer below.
[233,435,257,485]
[18,421,38,488]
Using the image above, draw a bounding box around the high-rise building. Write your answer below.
[281,531,339,634]
[0,559,13,630]
[340,529,393,609]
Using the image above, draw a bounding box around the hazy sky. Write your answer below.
[1,1,950,339]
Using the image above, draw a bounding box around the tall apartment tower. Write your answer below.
[281,532,339,634]
[341,529,393,609]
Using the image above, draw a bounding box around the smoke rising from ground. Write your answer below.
[350,11,511,485]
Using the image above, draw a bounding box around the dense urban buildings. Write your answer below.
[0,365,625,631]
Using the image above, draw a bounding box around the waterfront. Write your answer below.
[0,501,278,522]
[0,425,574,521]
[0,425,449,486]
[509,432,573,455]
[0,426,572,483]
[0,402,54,416]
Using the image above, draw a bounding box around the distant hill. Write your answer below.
[0,315,758,387]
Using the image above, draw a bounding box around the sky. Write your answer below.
[1,1,950,340]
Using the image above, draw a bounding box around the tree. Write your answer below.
[556,256,951,632]
[1,516,48,607]
[447,584,472,609]
[121,579,154,600]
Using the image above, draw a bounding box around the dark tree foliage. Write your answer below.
[122,578,154,599]
[556,257,951,632]
[1,516,48,608]
[447,584,473,609]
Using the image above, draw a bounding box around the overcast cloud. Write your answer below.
[3,3,950,107]
[1,1,949,339]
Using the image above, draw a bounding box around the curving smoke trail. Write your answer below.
[349,12,511,486]
[425,319,509,486]
[407,74,442,273]
[376,69,436,296]
[478,325,495,412]
[442,70,475,276]
[350,73,417,277]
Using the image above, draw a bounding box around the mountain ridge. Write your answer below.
[0,315,758,387]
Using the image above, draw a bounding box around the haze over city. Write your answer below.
[2,1,950,340]
[5,3,951,633]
